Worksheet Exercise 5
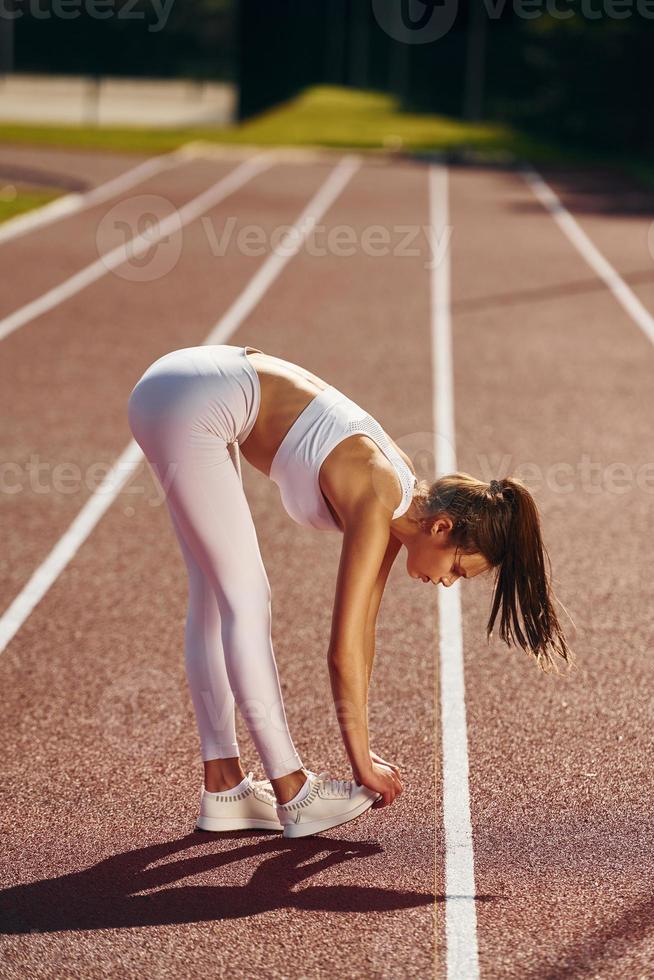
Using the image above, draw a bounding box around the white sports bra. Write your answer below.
[268,384,417,532]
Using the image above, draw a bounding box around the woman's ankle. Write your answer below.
[204,756,247,793]
[270,767,310,805]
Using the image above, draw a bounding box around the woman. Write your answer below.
[127,344,571,839]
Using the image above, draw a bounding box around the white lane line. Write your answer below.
[0,441,143,653]
[523,167,654,347]
[206,154,361,343]
[0,151,184,247]
[0,154,361,656]
[0,153,273,343]
[430,164,480,980]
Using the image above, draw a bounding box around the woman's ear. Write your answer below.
[431,515,454,536]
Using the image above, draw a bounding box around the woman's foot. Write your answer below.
[275,771,381,839]
[196,772,283,832]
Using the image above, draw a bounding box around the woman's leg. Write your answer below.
[158,439,304,782]
[168,506,247,792]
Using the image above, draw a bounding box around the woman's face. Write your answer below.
[405,516,490,586]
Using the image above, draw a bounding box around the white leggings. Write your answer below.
[127,345,304,779]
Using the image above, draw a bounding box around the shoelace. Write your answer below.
[316,771,351,799]
[249,772,277,805]
[250,770,352,804]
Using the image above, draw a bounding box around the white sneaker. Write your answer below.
[196,772,283,832]
[276,770,381,839]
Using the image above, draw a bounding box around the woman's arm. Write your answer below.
[364,531,402,686]
[327,501,392,781]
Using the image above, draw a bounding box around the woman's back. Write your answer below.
[240,347,331,477]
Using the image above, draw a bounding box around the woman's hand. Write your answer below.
[355,760,404,807]
[370,750,401,777]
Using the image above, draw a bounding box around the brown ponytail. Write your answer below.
[414,472,574,673]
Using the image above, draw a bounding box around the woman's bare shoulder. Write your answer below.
[321,436,408,526]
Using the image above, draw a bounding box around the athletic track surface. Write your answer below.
[0,141,653,980]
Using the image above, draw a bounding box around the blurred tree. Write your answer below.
[14,0,235,80]
[10,0,653,155]
[0,17,14,73]
[494,15,653,153]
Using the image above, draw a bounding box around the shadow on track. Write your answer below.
[452,268,654,317]
[511,166,654,218]
[0,163,89,193]
[524,891,654,980]
[0,832,434,934]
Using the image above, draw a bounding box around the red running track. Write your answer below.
[0,144,652,978]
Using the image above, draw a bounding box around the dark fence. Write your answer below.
[5,0,652,154]
[9,0,235,81]
[237,0,653,155]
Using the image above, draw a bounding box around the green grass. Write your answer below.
[0,85,573,158]
[229,86,517,152]
[0,122,187,155]
[0,85,650,184]
[0,186,62,225]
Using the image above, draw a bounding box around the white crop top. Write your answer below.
[268,385,417,532]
